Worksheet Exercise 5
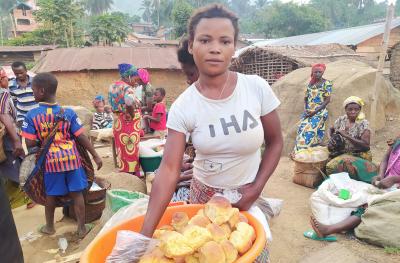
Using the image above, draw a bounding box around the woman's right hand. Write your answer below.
[371,175,382,187]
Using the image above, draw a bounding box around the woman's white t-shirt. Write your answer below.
[167,73,280,189]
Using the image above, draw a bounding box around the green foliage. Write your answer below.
[5,28,53,46]
[171,0,193,38]
[384,247,400,255]
[89,12,131,45]
[84,0,114,15]
[34,0,84,47]
[310,0,386,29]
[256,2,330,38]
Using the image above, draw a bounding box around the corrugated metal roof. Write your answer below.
[0,45,56,52]
[32,46,181,72]
[235,18,400,57]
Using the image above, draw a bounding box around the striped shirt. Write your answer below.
[8,76,38,122]
[0,89,16,120]
[92,112,110,130]
[21,103,85,172]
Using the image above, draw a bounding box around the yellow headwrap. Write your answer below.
[343,96,365,121]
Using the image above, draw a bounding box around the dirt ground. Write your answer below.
[13,123,400,263]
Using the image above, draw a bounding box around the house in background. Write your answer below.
[240,18,400,64]
[9,1,38,37]
[132,23,156,36]
[32,46,188,108]
[0,45,56,66]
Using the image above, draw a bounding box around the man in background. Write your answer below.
[9,61,38,127]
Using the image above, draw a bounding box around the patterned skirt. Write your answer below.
[113,112,141,174]
[294,109,328,152]
[190,177,270,263]
[326,153,378,183]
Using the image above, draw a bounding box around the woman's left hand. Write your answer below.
[337,130,349,138]
[234,183,262,211]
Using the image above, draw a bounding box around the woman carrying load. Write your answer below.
[294,64,332,152]
[138,4,283,262]
[326,96,378,183]
[108,64,149,176]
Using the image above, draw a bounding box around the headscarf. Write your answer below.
[93,94,105,108]
[343,96,365,121]
[309,63,326,85]
[118,63,138,79]
[138,68,150,84]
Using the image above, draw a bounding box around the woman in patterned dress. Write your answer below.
[326,96,378,183]
[108,64,149,176]
[294,64,332,152]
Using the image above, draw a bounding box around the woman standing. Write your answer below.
[108,64,149,176]
[294,64,332,152]
[326,96,378,183]
[139,5,283,262]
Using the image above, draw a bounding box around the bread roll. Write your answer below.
[153,225,175,239]
[196,209,206,216]
[182,225,212,250]
[236,222,256,243]
[205,196,235,225]
[206,223,229,243]
[198,241,226,263]
[229,222,256,254]
[220,240,238,263]
[159,231,194,258]
[188,214,211,228]
[171,212,189,232]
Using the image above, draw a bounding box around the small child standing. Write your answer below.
[21,73,102,238]
[143,88,167,138]
[92,95,112,130]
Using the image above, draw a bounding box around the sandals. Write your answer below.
[303,230,337,242]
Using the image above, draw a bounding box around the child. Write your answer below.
[21,73,102,238]
[91,95,112,130]
[143,88,167,138]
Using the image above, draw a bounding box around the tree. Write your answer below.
[34,0,84,47]
[141,0,153,22]
[256,2,330,38]
[89,12,131,46]
[5,28,53,46]
[310,0,386,29]
[171,0,193,38]
[84,0,114,15]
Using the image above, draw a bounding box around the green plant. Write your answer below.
[384,247,400,255]
[89,12,131,45]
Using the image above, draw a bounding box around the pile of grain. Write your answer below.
[97,172,147,194]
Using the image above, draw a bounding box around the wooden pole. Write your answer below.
[370,3,395,136]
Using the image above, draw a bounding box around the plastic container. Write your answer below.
[107,190,147,213]
[139,156,162,173]
[80,204,266,263]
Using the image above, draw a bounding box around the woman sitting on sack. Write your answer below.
[326,96,378,183]
[309,138,400,239]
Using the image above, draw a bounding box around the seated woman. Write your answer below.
[310,139,400,238]
[326,96,378,183]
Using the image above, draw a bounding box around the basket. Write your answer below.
[67,178,111,223]
[80,204,266,263]
[293,160,327,188]
[139,156,162,173]
[0,122,6,163]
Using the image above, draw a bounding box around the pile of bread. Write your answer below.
[139,196,257,263]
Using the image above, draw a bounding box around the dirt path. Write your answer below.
[14,145,400,262]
